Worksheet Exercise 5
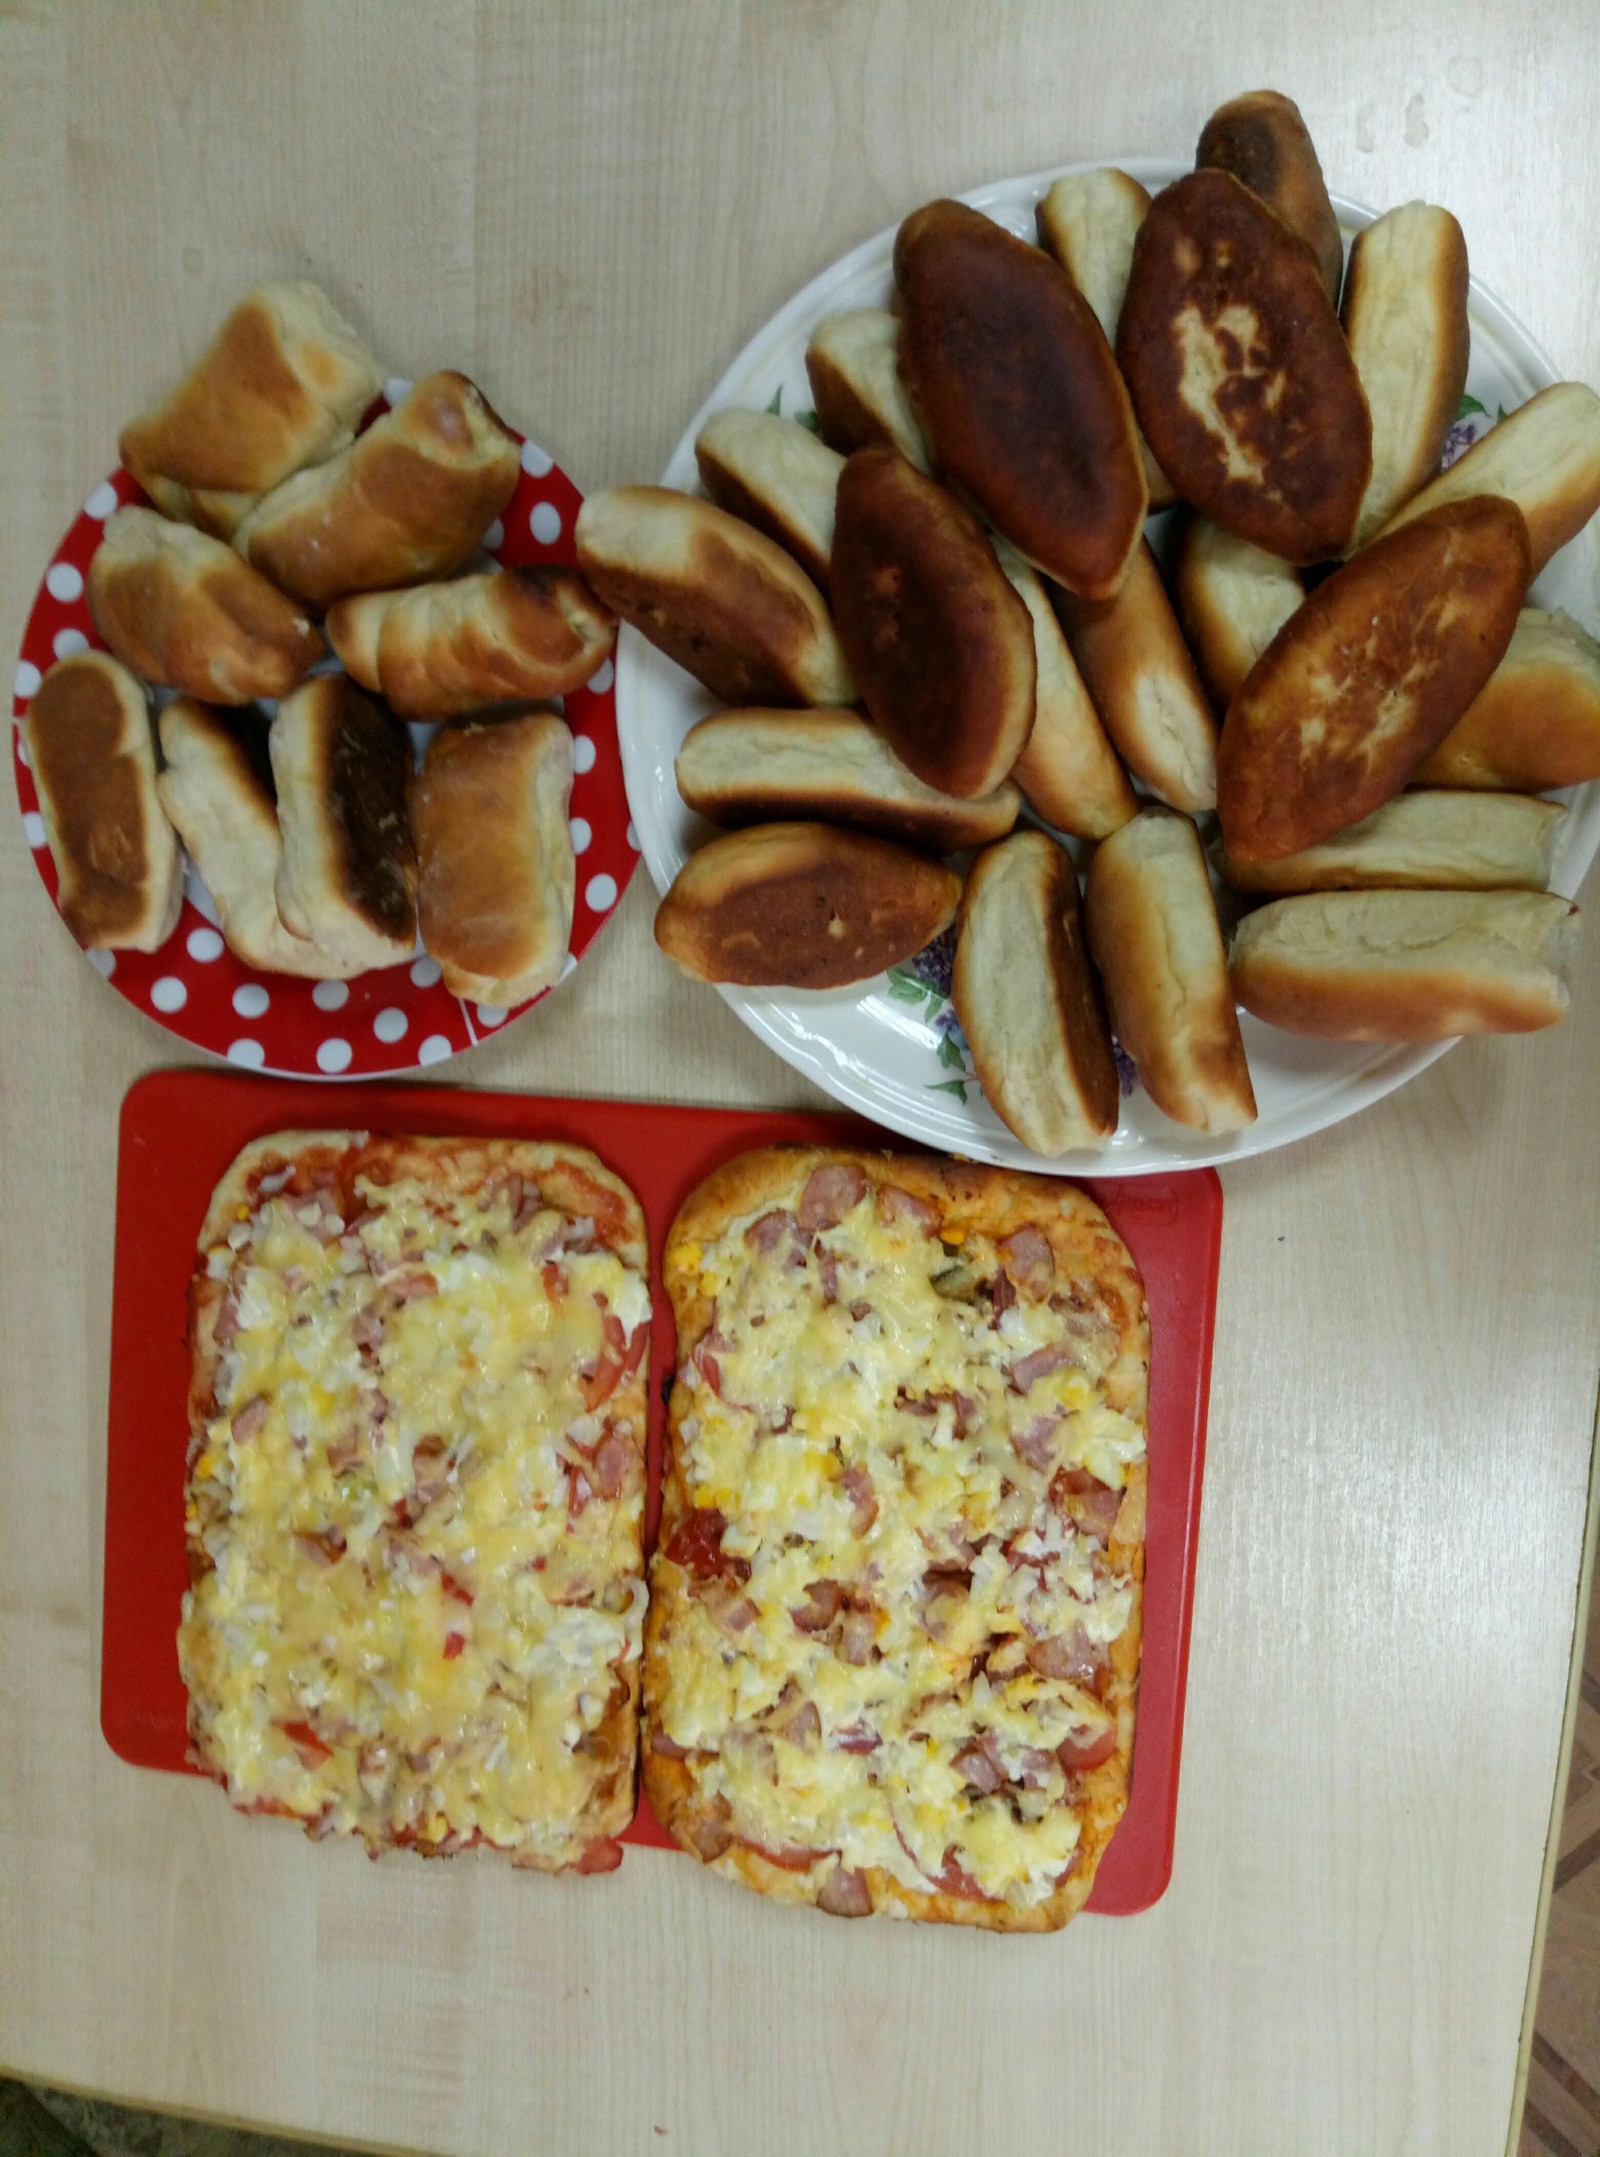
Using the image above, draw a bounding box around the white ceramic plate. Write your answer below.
[618,156,1600,1173]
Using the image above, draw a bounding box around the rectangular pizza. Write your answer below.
[177,1131,650,1872]
[643,1146,1148,1929]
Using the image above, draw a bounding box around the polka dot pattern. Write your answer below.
[13,437,635,1077]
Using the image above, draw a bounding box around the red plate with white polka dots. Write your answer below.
[11,386,637,1077]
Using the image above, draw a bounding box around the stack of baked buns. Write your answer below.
[581,88,1599,1155]
[22,281,616,1008]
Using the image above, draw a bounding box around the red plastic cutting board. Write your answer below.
[103,1068,1221,1914]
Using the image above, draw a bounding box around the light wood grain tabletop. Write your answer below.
[3,5,1598,2154]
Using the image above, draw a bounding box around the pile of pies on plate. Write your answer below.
[22,282,615,1005]
[181,1131,1146,1929]
[583,89,1600,1154]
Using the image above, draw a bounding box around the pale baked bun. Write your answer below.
[269,675,417,969]
[1084,810,1256,1133]
[23,653,181,952]
[88,506,324,703]
[1342,204,1471,549]
[1173,515,1305,710]
[1196,90,1344,304]
[1055,538,1218,814]
[991,533,1136,839]
[1229,888,1579,1037]
[234,371,521,608]
[574,484,854,707]
[1415,608,1600,790]
[1217,497,1532,864]
[156,698,362,977]
[654,821,961,989]
[1374,382,1600,579]
[325,566,614,721]
[1120,169,1371,562]
[1034,169,1177,512]
[953,830,1118,1154]
[804,310,931,470]
[119,281,381,537]
[674,709,1021,850]
[831,445,1036,799]
[410,713,575,1003]
[694,410,844,592]
[896,198,1147,599]
[1217,788,1563,894]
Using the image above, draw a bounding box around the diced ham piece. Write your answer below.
[1009,1342,1074,1392]
[951,1734,1006,1795]
[279,1720,332,1770]
[542,1259,568,1304]
[326,1429,366,1474]
[1027,1626,1108,1688]
[1011,1412,1061,1474]
[1015,1745,1061,1790]
[792,1580,848,1633]
[568,1465,594,1522]
[925,1845,988,1901]
[798,1164,867,1231]
[833,1717,881,1755]
[840,1464,878,1536]
[213,1288,242,1346]
[411,1436,450,1504]
[818,1866,873,1917]
[687,1799,733,1862]
[998,1227,1054,1292]
[951,1391,979,1437]
[771,1699,822,1749]
[838,1607,877,1665]
[1057,1724,1117,1772]
[230,1396,268,1443]
[1050,1466,1122,1543]
[351,1308,385,1353]
[701,1580,758,1635]
[745,1209,804,1263]
[583,1312,648,1411]
[574,1836,624,1874]
[991,1267,1017,1319]
[665,1507,750,1584]
[387,1268,438,1303]
[592,1429,633,1502]
[296,1527,347,1566]
[817,1249,839,1304]
[875,1184,941,1235]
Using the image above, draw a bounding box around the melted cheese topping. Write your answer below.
[178,1158,649,1864]
[654,1176,1145,1911]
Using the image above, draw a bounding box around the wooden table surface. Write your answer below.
[3,5,1599,2154]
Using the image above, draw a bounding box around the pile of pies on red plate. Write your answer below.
[582,89,1600,1154]
[22,282,615,1006]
